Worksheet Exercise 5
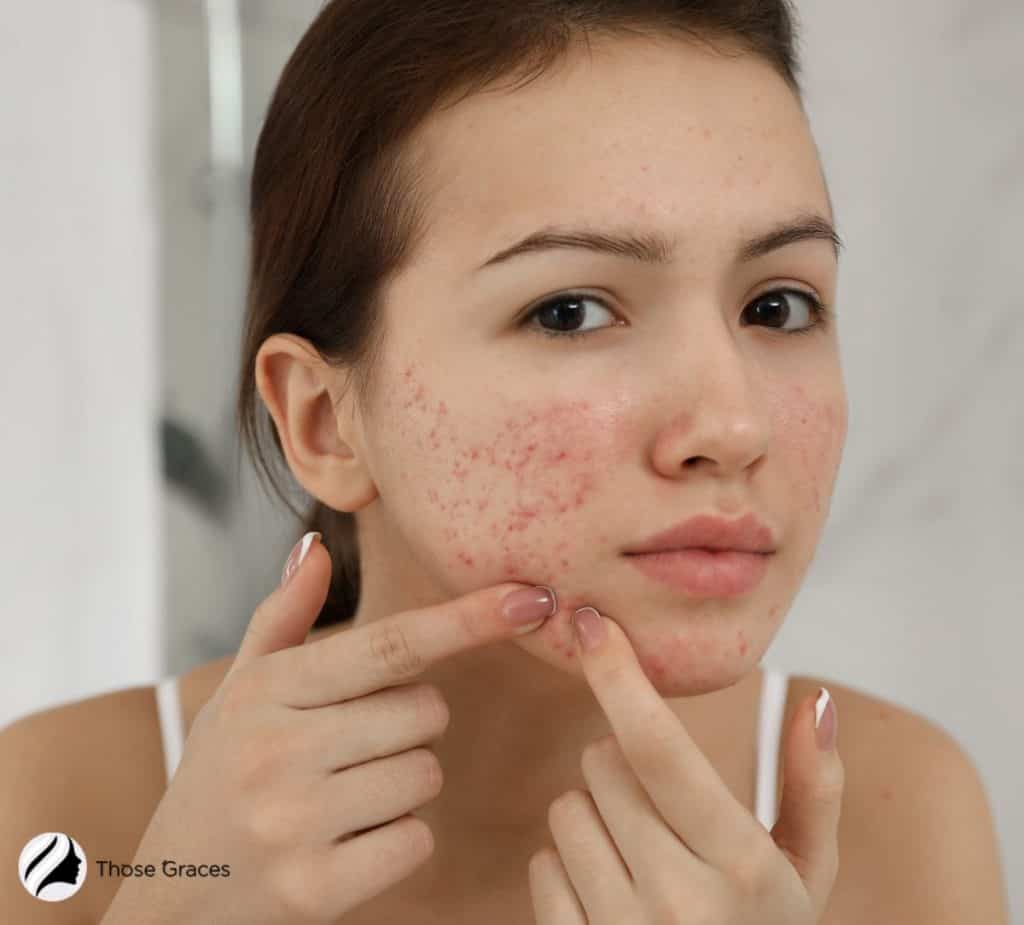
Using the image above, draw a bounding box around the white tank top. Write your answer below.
[154,666,789,830]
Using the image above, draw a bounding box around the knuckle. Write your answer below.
[244,797,298,849]
[368,622,425,679]
[728,830,776,894]
[234,732,285,795]
[646,892,690,925]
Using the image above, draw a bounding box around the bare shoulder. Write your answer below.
[0,682,186,923]
[2,683,171,825]
[788,674,1010,924]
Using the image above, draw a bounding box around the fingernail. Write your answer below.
[815,687,837,750]
[281,531,321,588]
[502,585,558,634]
[572,606,605,651]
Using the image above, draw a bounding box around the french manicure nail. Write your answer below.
[281,531,321,588]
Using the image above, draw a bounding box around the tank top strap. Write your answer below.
[154,674,184,785]
[754,666,789,830]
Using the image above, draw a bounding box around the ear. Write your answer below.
[254,333,379,512]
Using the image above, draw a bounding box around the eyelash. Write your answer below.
[519,288,833,341]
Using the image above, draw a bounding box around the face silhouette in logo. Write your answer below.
[25,834,83,897]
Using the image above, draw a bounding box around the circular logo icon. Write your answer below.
[18,832,87,901]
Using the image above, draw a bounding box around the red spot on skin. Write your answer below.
[385,349,845,696]
[880,787,894,801]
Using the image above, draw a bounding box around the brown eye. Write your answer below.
[743,289,829,336]
[521,293,620,340]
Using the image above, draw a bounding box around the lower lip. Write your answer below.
[624,548,772,597]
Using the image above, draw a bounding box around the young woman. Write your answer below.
[2,1,1009,923]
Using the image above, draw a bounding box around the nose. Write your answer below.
[647,312,771,480]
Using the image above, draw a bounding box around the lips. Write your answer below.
[625,547,771,597]
[623,512,777,556]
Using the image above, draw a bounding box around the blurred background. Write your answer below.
[1,0,1020,911]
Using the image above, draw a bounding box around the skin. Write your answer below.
[256,31,847,905]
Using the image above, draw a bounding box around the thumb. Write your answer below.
[770,687,843,914]
[226,531,330,682]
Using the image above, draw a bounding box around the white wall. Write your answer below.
[0,1,162,726]
[770,0,1023,907]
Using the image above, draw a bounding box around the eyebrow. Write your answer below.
[474,212,843,272]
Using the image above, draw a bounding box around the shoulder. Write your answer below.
[789,674,1010,923]
[1,683,169,815]
[0,685,172,922]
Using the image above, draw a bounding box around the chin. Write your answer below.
[511,606,763,696]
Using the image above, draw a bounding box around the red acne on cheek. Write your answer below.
[440,399,606,578]
[784,383,844,517]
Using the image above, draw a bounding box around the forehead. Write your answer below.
[407,33,829,273]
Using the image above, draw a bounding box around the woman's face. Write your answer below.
[352,33,847,696]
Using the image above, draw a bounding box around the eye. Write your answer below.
[519,292,621,340]
[519,288,831,341]
[741,288,831,337]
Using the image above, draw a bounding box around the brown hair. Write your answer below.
[235,0,806,629]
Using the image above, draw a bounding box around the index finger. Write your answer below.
[578,612,757,859]
[262,582,558,707]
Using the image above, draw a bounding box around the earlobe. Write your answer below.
[253,334,378,511]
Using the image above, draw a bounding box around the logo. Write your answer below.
[18,832,87,901]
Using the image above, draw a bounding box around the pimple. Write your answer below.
[434,397,617,575]
[630,632,728,681]
[645,652,670,684]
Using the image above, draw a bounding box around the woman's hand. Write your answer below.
[527,606,843,924]
[102,533,558,925]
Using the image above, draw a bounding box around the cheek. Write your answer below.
[394,361,621,583]
[776,382,847,515]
